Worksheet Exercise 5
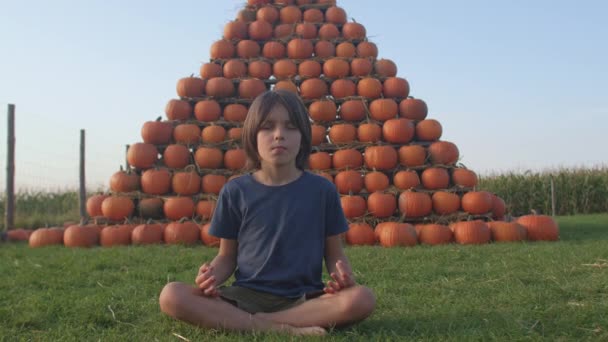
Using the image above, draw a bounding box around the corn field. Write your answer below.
[0,190,80,230]
[479,166,608,216]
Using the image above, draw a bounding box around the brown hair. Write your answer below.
[242,90,312,170]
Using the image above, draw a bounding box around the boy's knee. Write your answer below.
[159,282,186,317]
[346,286,376,318]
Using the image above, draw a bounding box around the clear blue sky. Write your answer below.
[1,0,606,191]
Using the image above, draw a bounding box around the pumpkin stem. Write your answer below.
[156,116,162,122]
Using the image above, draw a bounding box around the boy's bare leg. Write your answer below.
[159,282,326,336]
[255,285,375,328]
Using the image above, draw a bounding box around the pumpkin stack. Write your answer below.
[75,0,558,248]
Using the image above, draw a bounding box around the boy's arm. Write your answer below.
[207,238,238,285]
[323,234,356,293]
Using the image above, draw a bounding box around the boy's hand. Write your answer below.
[195,263,220,297]
[324,260,355,294]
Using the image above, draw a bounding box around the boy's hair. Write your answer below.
[242,90,312,170]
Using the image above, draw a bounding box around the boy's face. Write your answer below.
[256,104,302,168]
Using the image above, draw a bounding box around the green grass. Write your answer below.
[1,215,608,341]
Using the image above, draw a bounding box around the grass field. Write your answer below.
[1,214,607,341]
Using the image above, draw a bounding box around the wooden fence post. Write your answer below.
[79,129,86,223]
[550,177,556,217]
[4,104,15,232]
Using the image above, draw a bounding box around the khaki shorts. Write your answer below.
[218,285,325,314]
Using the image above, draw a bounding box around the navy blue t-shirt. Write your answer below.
[208,171,349,298]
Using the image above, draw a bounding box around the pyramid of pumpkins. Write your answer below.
[73,0,559,248]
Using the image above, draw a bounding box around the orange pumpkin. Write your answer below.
[200,62,223,79]
[332,149,363,169]
[194,100,221,122]
[345,223,375,246]
[342,22,366,40]
[452,220,491,245]
[63,224,100,248]
[340,195,367,218]
[165,99,192,121]
[311,125,327,146]
[488,221,527,242]
[428,141,459,165]
[392,170,421,190]
[398,145,427,167]
[224,149,247,170]
[461,191,494,215]
[280,6,302,24]
[223,20,248,40]
[200,223,220,247]
[236,40,261,58]
[382,77,410,98]
[378,222,417,247]
[176,77,206,98]
[163,144,191,169]
[298,60,322,78]
[338,100,367,121]
[356,42,378,58]
[273,59,298,79]
[164,197,195,221]
[350,58,373,76]
[86,194,109,218]
[421,167,450,190]
[314,40,336,58]
[287,38,313,59]
[399,98,428,120]
[318,23,340,40]
[101,196,134,221]
[223,104,248,122]
[127,143,157,169]
[173,123,201,145]
[223,59,247,79]
[367,192,396,218]
[336,42,356,58]
[325,6,347,24]
[257,5,279,23]
[330,79,356,99]
[364,146,398,171]
[295,22,317,39]
[398,191,432,218]
[309,100,337,122]
[29,227,64,247]
[415,119,443,141]
[382,118,415,143]
[418,224,453,245]
[334,170,363,194]
[238,78,267,99]
[323,58,350,79]
[262,41,286,59]
[206,77,235,98]
[374,59,397,77]
[369,98,398,122]
[172,169,201,196]
[299,78,328,99]
[100,224,133,247]
[309,152,332,170]
[131,223,164,245]
[210,39,235,59]
[431,191,461,215]
[141,117,173,145]
[194,147,223,169]
[357,77,383,99]
[164,221,200,245]
[141,168,171,195]
[451,168,478,188]
[329,124,357,144]
[201,125,227,144]
[357,123,382,143]
[196,200,216,220]
[516,214,559,241]
[364,171,389,193]
[491,194,506,220]
[201,174,227,195]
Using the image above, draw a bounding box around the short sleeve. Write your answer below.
[208,185,241,239]
[325,186,349,237]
